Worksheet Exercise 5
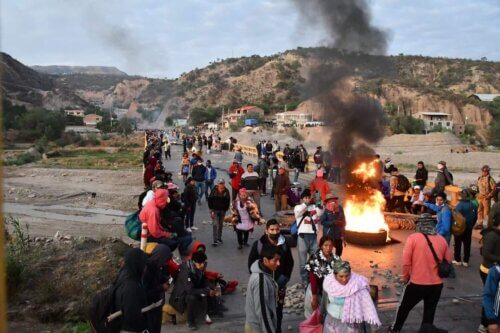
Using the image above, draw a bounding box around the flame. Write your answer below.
[344,159,390,239]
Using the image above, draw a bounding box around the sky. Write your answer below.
[1,0,499,78]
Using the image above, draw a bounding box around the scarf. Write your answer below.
[304,249,339,278]
[323,272,381,326]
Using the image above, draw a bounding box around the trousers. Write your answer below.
[298,234,318,283]
[392,282,443,330]
[212,210,225,242]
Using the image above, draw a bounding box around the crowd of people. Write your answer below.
[104,128,500,333]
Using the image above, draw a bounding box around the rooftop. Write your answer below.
[469,93,500,102]
[415,112,451,116]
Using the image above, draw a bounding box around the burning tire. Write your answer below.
[345,229,388,246]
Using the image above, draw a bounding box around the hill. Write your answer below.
[31,65,127,76]
[1,49,499,131]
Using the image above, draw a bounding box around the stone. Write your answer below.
[54,231,61,240]
[452,298,460,304]
[27,147,41,159]
[28,194,36,198]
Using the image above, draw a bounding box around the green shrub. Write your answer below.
[389,116,425,134]
[5,216,31,292]
[288,127,303,140]
[5,153,38,166]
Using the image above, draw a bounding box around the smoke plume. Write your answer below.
[291,0,388,54]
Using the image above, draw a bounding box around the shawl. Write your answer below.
[304,249,339,279]
[323,272,381,326]
[230,197,262,225]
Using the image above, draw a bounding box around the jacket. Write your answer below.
[423,203,451,239]
[258,159,269,179]
[274,173,291,195]
[169,261,209,314]
[414,168,428,188]
[114,249,148,332]
[309,178,331,202]
[248,234,294,286]
[143,245,172,306]
[402,233,451,285]
[205,167,217,182]
[477,175,496,198]
[320,207,345,240]
[241,172,260,191]
[483,265,500,322]
[182,184,197,207]
[245,260,278,333]
[208,186,231,211]
[229,164,245,190]
[390,174,405,197]
[455,200,477,229]
[481,228,500,270]
[294,203,323,235]
[191,164,207,182]
[139,189,171,239]
[490,203,500,228]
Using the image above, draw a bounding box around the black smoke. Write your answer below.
[291,0,388,55]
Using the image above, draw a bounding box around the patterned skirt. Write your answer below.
[323,314,365,333]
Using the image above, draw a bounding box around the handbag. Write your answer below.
[299,308,323,333]
[423,234,452,278]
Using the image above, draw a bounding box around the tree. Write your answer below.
[188,107,222,125]
[116,118,135,137]
[389,116,425,134]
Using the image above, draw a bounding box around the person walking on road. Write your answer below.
[183,177,198,232]
[274,166,291,212]
[309,169,331,204]
[320,194,346,257]
[163,138,171,160]
[204,160,217,199]
[208,179,231,247]
[453,189,477,267]
[257,155,269,196]
[228,160,245,200]
[247,219,294,333]
[476,165,496,229]
[231,188,261,250]
[389,215,452,332]
[245,246,281,333]
[241,163,261,209]
[295,189,323,285]
[313,146,323,170]
[181,153,190,183]
[234,147,244,165]
[192,159,207,205]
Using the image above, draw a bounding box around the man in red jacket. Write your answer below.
[310,169,331,203]
[389,214,452,332]
[139,189,177,251]
[228,160,244,200]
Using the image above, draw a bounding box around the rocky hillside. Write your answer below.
[1,49,499,129]
[31,65,127,76]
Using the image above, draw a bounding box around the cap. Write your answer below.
[217,178,225,184]
[325,193,338,201]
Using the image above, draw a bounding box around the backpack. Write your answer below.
[396,175,411,192]
[88,281,121,333]
[124,210,141,241]
[451,208,466,236]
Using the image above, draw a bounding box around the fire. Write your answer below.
[344,159,390,239]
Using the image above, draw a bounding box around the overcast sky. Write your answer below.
[1,0,499,78]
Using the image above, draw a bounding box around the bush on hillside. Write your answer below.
[389,116,425,134]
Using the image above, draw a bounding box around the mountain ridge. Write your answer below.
[31,65,127,76]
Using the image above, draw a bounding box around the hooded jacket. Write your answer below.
[248,234,294,287]
[229,164,245,190]
[114,249,148,332]
[169,260,209,314]
[139,189,171,239]
[483,265,500,322]
[481,228,500,270]
[245,260,278,333]
[143,244,172,305]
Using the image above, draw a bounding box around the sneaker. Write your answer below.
[452,260,462,266]
[478,324,487,333]
[186,227,192,233]
[238,245,243,250]
[205,314,212,325]
[191,226,199,231]
[463,262,469,267]
[217,239,223,244]
[212,242,218,247]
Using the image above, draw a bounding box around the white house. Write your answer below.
[414,112,453,132]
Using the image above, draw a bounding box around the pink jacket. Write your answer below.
[139,189,170,239]
[402,233,452,285]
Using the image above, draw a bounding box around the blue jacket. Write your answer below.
[423,203,451,238]
[455,200,477,229]
[484,265,500,322]
[320,207,345,240]
[205,167,217,182]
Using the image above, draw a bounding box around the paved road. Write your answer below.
[158,146,484,332]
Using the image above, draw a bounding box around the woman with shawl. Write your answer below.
[322,261,381,333]
[303,235,340,318]
[230,188,263,249]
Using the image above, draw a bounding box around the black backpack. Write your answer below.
[88,280,121,333]
[396,175,411,192]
